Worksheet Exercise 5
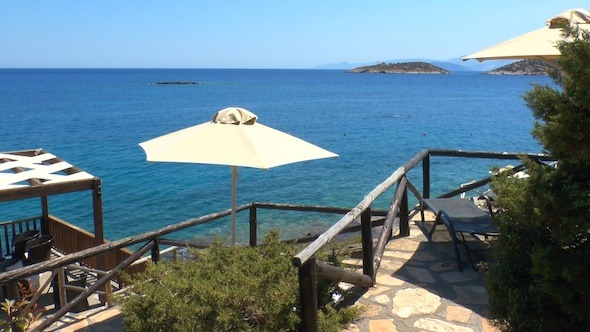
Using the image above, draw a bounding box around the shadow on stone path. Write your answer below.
[341,219,500,332]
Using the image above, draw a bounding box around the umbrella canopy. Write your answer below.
[462,8,590,66]
[139,107,338,244]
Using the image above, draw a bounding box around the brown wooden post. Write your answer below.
[151,238,160,263]
[172,247,178,262]
[41,196,49,235]
[360,208,374,282]
[422,154,430,199]
[399,186,410,236]
[92,179,104,246]
[298,257,318,332]
[104,279,114,307]
[57,267,67,309]
[249,205,257,247]
[92,178,107,304]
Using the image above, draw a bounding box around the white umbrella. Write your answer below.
[139,107,338,244]
[462,8,590,66]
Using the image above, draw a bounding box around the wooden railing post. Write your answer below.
[298,257,318,332]
[360,208,374,282]
[41,196,49,235]
[57,266,67,309]
[105,279,113,307]
[151,238,160,263]
[423,154,430,199]
[172,247,178,262]
[249,205,257,247]
[400,186,410,236]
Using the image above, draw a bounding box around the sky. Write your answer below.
[0,1,587,69]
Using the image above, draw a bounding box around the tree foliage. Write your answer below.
[118,231,360,332]
[487,25,590,331]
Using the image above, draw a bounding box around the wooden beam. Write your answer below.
[428,149,553,161]
[35,241,155,331]
[0,179,96,203]
[293,150,428,268]
[316,260,373,287]
[0,158,43,187]
[0,208,233,283]
[439,164,527,198]
[373,177,407,277]
[253,202,354,214]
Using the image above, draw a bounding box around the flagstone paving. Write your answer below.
[341,220,500,332]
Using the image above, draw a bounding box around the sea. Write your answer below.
[0,69,552,244]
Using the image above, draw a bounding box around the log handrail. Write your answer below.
[292,149,429,267]
[0,207,235,283]
[292,149,554,270]
[293,149,554,331]
[372,176,408,278]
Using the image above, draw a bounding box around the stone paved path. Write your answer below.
[37,218,500,332]
[341,219,500,332]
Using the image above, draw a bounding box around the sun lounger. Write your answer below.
[421,198,498,271]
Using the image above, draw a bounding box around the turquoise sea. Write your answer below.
[0,69,551,242]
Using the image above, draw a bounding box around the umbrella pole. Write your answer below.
[231,165,237,245]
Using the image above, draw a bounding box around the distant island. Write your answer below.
[486,59,552,75]
[348,62,450,74]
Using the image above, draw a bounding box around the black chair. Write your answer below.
[11,229,41,260]
[23,235,54,266]
[0,229,41,273]
[0,230,46,300]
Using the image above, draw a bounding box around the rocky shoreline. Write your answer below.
[486,59,552,75]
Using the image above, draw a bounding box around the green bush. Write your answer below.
[487,24,590,331]
[118,231,360,331]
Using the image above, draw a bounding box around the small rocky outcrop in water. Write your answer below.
[148,81,203,85]
[487,59,552,75]
[349,62,450,74]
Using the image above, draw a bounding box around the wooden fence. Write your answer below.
[292,149,554,331]
[0,217,42,259]
[0,149,555,331]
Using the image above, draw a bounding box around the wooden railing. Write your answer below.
[46,215,145,277]
[0,149,555,331]
[0,216,42,259]
[292,149,555,331]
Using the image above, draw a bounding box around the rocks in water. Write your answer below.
[148,81,203,85]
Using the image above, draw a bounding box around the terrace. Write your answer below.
[0,148,553,331]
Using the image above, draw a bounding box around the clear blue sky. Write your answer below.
[1,1,586,68]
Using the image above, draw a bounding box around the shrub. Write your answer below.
[0,298,42,332]
[487,24,590,331]
[118,231,360,331]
